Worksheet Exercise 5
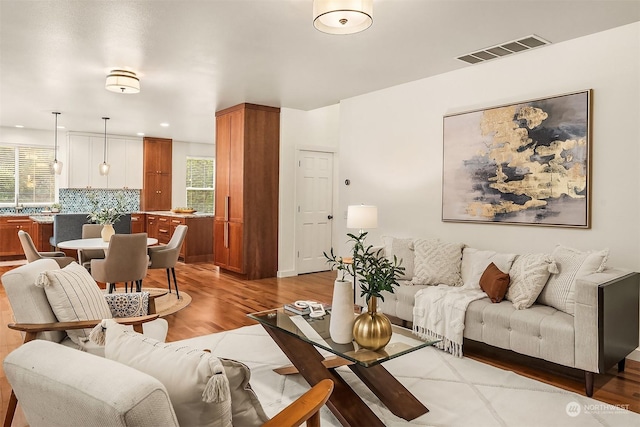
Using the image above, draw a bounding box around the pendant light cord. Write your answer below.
[102,117,109,162]
[53,112,60,161]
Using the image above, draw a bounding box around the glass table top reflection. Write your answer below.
[247,307,439,368]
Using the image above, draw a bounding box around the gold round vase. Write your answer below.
[352,297,392,351]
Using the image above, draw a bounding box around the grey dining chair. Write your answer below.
[17,230,75,268]
[91,233,149,293]
[148,225,188,299]
[78,224,105,271]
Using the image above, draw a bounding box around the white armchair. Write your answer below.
[4,340,334,427]
[1,259,169,427]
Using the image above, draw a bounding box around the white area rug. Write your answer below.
[179,325,639,427]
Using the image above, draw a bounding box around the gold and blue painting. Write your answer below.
[442,90,591,228]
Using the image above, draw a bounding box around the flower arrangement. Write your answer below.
[87,192,126,225]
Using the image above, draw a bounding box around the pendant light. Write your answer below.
[99,117,111,175]
[51,112,63,175]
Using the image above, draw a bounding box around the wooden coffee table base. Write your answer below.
[263,326,428,427]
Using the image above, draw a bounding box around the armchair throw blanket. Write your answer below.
[413,285,486,357]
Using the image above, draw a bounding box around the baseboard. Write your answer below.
[628,347,640,362]
[277,269,297,278]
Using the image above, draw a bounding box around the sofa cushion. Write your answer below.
[36,262,112,345]
[412,239,464,286]
[382,236,414,279]
[506,253,557,309]
[461,248,517,289]
[479,263,510,303]
[465,299,575,368]
[537,245,608,315]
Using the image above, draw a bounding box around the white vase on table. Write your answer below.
[329,279,355,344]
[101,224,115,242]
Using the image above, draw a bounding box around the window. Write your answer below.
[0,145,55,205]
[186,157,214,213]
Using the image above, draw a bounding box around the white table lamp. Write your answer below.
[347,205,378,234]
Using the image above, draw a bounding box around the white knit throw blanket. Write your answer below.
[413,285,486,357]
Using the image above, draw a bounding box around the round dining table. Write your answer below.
[57,237,158,251]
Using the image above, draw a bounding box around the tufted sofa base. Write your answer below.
[354,268,639,397]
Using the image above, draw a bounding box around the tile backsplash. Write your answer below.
[0,189,140,215]
[59,189,140,213]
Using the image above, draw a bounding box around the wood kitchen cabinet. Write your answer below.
[214,103,280,279]
[131,213,146,234]
[141,137,172,211]
[146,214,159,239]
[0,216,33,257]
[145,213,213,263]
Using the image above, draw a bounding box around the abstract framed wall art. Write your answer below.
[442,90,591,228]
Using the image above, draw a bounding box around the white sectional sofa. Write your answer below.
[352,237,639,397]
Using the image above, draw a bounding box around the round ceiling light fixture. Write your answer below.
[313,0,373,35]
[105,69,140,94]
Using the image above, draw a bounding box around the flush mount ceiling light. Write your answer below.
[313,0,373,35]
[105,69,140,94]
[99,117,110,176]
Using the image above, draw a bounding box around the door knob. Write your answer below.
[327,215,333,220]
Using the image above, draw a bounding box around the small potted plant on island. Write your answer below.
[348,232,404,351]
[324,248,356,344]
[87,193,126,242]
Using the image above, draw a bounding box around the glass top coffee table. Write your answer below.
[248,307,439,427]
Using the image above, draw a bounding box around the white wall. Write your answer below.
[171,140,214,208]
[0,127,53,146]
[279,105,340,277]
[335,22,640,272]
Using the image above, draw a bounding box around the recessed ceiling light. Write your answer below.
[57,126,65,129]
[14,125,24,128]
[137,132,145,136]
[160,123,170,127]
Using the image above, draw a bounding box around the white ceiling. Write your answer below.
[1,0,638,144]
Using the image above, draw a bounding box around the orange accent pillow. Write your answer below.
[479,262,511,303]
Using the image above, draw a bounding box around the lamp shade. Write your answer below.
[313,0,373,35]
[105,69,140,94]
[347,205,378,230]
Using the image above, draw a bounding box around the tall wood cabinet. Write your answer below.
[214,103,280,279]
[142,137,172,211]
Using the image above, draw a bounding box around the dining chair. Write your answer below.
[78,224,105,271]
[91,233,149,293]
[148,224,188,299]
[17,230,75,268]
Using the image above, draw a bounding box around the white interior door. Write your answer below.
[296,150,333,274]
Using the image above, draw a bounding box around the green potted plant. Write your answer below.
[348,232,405,350]
[50,203,61,213]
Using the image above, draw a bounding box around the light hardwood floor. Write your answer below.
[1,262,638,425]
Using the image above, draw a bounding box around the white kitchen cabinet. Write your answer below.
[64,133,142,189]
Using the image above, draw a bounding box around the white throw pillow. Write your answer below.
[506,253,558,309]
[381,236,414,279]
[411,239,465,286]
[102,319,233,427]
[537,245,609,315]
[99,319,269,427]
[461,248,517,289]
[35,262,112,345]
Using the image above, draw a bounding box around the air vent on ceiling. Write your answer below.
[457,35,550,65]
